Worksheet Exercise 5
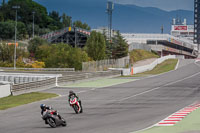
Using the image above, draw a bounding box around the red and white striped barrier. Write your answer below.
[155,102,200,126]
[195,58,200,62]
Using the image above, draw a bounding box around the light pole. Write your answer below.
[32,11,35,38]
[12,6,20,70]
[69,16,72,27]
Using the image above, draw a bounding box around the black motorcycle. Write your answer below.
[42,110,66,128]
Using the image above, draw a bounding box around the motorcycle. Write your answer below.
[69,95,82,114]
[42,110,67,128]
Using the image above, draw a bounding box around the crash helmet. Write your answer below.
[40,104,46,110]
[69,90,74,95]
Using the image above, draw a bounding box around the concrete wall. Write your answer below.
[133,55,176,74]
[109,68,130,76]
[129,43,151,52]
[0,83,11,98]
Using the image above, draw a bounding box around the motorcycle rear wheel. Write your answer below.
[61,118,67,126]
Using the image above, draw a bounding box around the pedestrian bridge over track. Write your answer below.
[41,27,91,47]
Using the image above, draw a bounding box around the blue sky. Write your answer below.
[2,0,193,11]
[113,0,193,11]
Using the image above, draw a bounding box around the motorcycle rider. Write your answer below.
[40,104,62,120]
[40,104,51,116]
[68,90,83,113]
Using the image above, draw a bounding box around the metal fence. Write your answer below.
[82,56,130,71]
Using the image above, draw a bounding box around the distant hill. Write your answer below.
[34,0,194,33]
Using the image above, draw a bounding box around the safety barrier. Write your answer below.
[0,73,62,84]
[132,55,176,74]
[0,67,75,71]
[12,78,56,95]
[82,56,130,71]
[11,70,121,95]
[0,82,11,98]
[58,70,121,85]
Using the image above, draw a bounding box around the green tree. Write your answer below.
[27,23,40,38]
[17,21,27,39]
[0,42,28,64]
[35,43,89,70]
[35,44,51,61]
[111,32,129,59]
[102,31,112,59]
[28,37,48,56]
[0,21,15,39]
[0,43,14,62]
[62,13,71,27]
[2,0,5,5]
[73,20,91,30]
[67,48,89,70]
[112,32,128,59]
[48,11,63,30]
[6,0,50,27]
[0,12,4,21]
[85,31,106,61]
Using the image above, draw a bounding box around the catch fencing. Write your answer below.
[82,56,130,71]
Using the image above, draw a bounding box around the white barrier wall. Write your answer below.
[133,55,176,74]
[0,84,11,98]
[109,68,130,76]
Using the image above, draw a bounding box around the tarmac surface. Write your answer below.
[0,60,200,133]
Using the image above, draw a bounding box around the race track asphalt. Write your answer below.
[1,60,200,133]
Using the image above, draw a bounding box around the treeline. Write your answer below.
[0,31,128,70]
[0,0,90,40]
[0,0,129,70]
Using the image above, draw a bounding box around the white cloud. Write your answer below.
[112,0,193,11]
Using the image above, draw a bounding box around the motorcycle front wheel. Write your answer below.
[73,105,79,114]
[47,118,57,128]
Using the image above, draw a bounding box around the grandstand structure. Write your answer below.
[41,27,91,47]
[122,33,198,58]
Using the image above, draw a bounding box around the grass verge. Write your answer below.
[0,92,58,110]
[130,49,159,63]
[137,108,200,133]
[126,59,178,77]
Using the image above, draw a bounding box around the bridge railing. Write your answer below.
[41,27,91,42]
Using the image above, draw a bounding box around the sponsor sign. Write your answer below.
[174,26,187,31]
[172,25,194,32]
